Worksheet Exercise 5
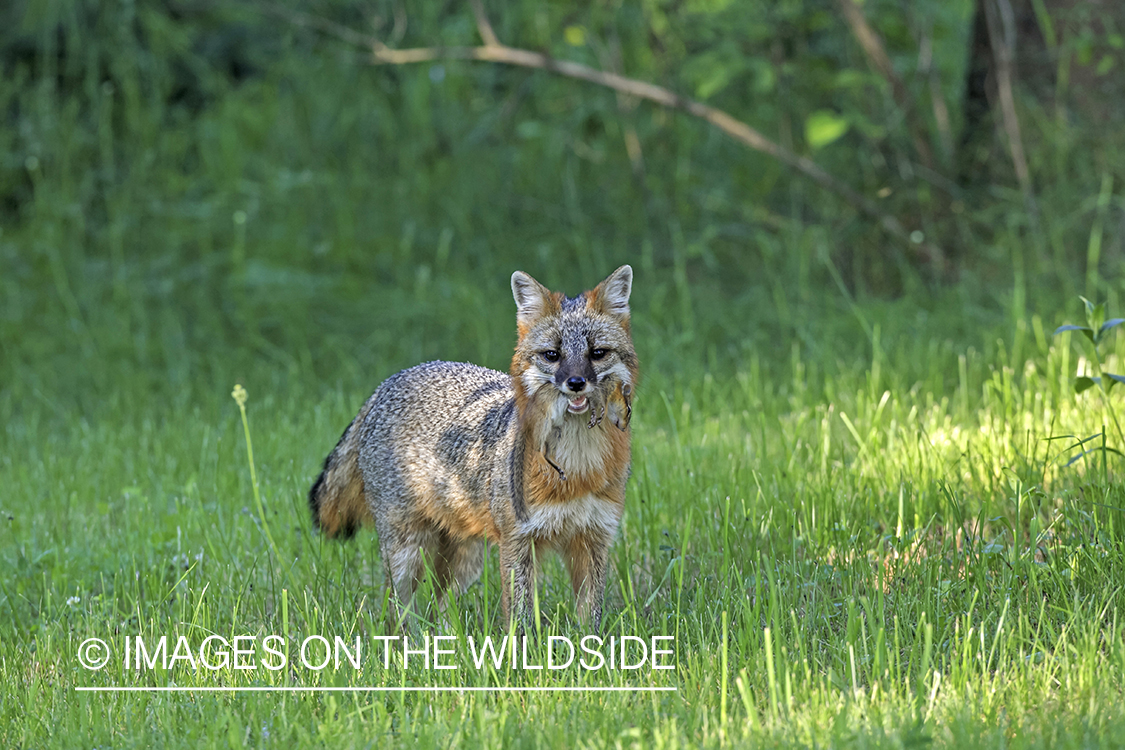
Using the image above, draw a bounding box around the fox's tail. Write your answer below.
[309,407,374,539]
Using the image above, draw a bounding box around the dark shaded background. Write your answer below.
[1,0,1123,419]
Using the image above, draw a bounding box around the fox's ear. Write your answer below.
[591,265,632,320]
[511,271,553,331]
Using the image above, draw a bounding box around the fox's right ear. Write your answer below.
[512,271,553,334]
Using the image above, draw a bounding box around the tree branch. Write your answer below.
[469,0,500,47]
[836,0,935,170]
[917,26,955,162]
[982,0,1038,225]
[259,1,949,275]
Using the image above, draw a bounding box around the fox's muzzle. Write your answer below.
[554,358,596,394]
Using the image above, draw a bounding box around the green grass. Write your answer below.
[5,1,1125,746]
[5,313,1125,747]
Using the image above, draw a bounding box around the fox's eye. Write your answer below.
[542,350,560,363]
[590,348,608,361]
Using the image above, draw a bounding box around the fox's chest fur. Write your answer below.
[519,400,631,517]
[518,493,622,540]
[544,398,615,475]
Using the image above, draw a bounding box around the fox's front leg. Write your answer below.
[498,536,538,632]
[564,529,613,632]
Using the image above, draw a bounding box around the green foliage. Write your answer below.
[3,0,1125,746]
[804,109,850,149]
[1054,296,1125,471]
[1055,296,1125,352]
[1055,296,1125,395]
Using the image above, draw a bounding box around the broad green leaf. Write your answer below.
[1054,324,1095,344]
[751,62,776,94]
[1075,376,1097,394]
[1093,303,1106,335]
[1080,296,1105,334]
[694,63,735,100]
[1100,318,1125,335]
[833,70,868,90]
[1077,35,1094,66]
[682,48,744,101]
[805,110,849,149]
[1105,373,1125,388]
[1065,446,1125,467]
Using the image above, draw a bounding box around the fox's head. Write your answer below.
[509,265,638,428]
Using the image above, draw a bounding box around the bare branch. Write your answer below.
[257,3,385,51]
[983,0,1038,222]
[261,1,949,275]
[469,0,500,48]
[836,0,935,169]
[918,26,954,162]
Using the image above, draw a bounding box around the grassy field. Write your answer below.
[7,275,1125,748]
[4,1,1125,747]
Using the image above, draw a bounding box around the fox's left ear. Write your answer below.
[591,265,632,320]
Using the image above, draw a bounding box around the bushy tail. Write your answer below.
[309,408,374,539]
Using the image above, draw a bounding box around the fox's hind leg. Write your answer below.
[433,537,485,614]
[447,539,485,595]
[378,523,444,627]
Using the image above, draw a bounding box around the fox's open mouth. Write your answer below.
[567,396,589,413]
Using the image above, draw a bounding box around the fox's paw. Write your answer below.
[608,383,632,430]
[587,399,606,429]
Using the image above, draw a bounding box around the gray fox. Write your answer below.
[309,266,638,631]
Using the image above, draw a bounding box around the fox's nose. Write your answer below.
[566,377,586,392]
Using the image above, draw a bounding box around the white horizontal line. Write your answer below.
[75,686,677,693]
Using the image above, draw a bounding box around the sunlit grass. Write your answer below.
[4,320,1125,746]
